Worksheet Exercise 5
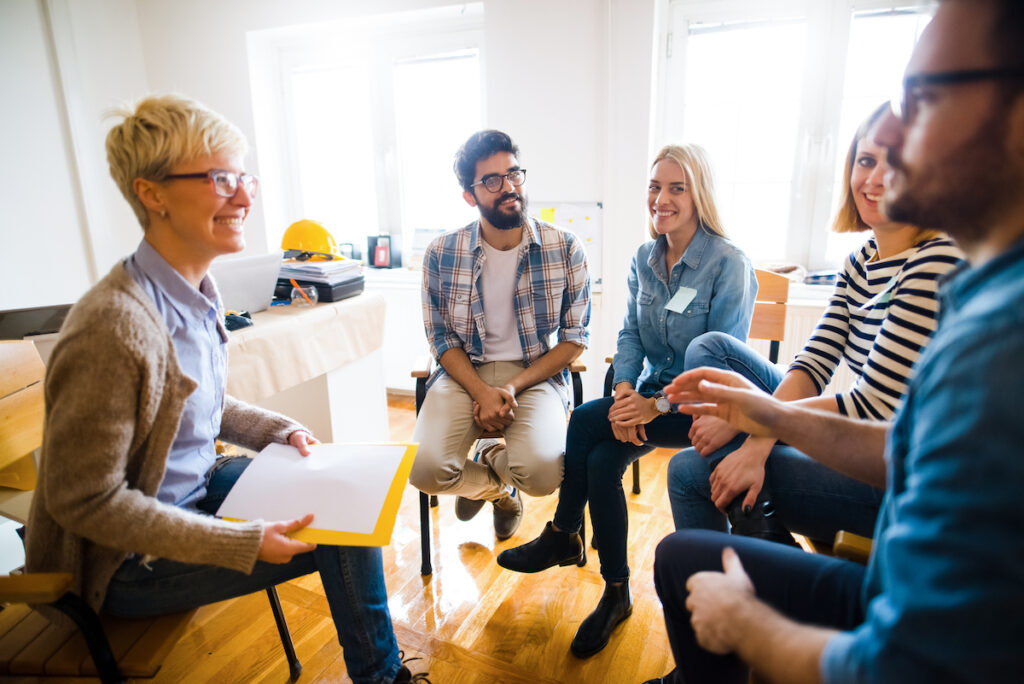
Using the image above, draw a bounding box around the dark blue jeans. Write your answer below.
[654,530,866,683]
[103,457,401,684]
[552,394,692,582]
[670,331,884,542]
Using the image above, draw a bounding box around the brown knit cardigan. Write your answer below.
[26,263,302,613]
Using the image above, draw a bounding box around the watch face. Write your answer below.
[656,395,670,413]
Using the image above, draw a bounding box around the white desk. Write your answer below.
[227,293,389,444]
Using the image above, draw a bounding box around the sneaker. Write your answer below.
[393,650,431,683]
[454,438,503,521]
[496,521,584,571]
[493,489,524,540]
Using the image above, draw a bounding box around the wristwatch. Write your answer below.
[654,391,674,414]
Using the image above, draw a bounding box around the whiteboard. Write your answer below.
[531,201,603,292]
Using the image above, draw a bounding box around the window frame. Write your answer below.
[656,0,931,270]
[248,4,484,256]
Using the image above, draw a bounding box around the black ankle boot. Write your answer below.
[496,521,584,572]
[726,495,799,547]
[570,581,632,658]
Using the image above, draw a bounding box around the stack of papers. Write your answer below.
[280,257,362,285]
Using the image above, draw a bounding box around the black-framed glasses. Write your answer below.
[163,169,259,198]
[891,68,1024,122]
[471,169,527,193]
[283,249,339,261]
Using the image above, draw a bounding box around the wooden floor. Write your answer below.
[13,395,678,683]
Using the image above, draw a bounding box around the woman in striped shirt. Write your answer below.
[665,103,964,546]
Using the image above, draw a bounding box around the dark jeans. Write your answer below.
[671,331,885,542]
[654,530,866,683]
[552,395,692,582]
[103,456,401,684]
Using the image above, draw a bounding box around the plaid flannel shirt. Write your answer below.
[421,217,590,402]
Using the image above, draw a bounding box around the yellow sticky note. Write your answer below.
[540,207,556,223]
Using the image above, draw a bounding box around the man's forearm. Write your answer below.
[506,341,583,395]
[733,597,834,684]
[438,348,491,399]
[772,403,888,489]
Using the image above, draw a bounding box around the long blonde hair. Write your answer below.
[647,144,727,240]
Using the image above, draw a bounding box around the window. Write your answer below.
[249,5,483,261]
[658,0,931,270]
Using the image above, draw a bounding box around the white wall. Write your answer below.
[0,0,93,310]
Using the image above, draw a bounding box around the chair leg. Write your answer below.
[430,494,438,507]
[420,491,433,575]
[579,515,588,565]
[631,460,641,494]
[266,586,302,681]
[53,592,124,684]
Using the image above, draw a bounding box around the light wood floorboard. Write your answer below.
[9,394,678,683]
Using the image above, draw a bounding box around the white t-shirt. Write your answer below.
[479,235,525,362]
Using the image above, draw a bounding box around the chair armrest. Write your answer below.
[604,356,614,364]
[410,355,433,379]
[0,572,74,603]
[833,531,873,564]
[569,361,586,374]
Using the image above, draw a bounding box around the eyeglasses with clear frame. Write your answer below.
[162,169,259,198]
[890,68,1024,123]
[471,169,527,193]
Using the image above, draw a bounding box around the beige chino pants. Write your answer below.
[409,361,567,501]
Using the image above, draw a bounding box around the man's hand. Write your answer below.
[288,430,318,457]
[709,438,773,512]
[258,514,317,563]
[689,415,740,456]
[686,547,756,654]
[665,368,782,438]
[473,385,517,432]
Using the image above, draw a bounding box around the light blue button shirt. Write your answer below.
[124,240,228,509]
[612,227,757,392]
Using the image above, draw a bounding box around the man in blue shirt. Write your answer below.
[649,0,1024,681]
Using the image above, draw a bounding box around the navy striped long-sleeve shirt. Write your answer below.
[789,235,963,420]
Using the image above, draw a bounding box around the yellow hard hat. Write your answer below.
[281,220,340,260]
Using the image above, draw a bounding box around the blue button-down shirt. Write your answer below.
[421,217,591,402]
[124,240,228,509]
[822,237,1024,683]
[612,228,756,393]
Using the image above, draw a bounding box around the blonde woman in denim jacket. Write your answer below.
[498,144,756,658]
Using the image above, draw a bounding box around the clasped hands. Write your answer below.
[608,384,661,445]
[472,383,518,432]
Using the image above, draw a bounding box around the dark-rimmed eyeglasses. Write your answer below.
[471,169,527,193]
[163,169,259,198]
[283,249,339,261]
[890,68,1024,123]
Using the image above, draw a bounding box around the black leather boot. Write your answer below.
[496,521,584,572]
[570,581,632,658]
[726,494,799,547]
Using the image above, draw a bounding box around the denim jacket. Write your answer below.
[612,227,756,393]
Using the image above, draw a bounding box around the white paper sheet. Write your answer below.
[216,443,406,534]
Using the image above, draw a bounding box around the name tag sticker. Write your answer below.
[665,286,697,314]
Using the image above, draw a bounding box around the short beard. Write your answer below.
[884,106,1019,249]
[478,191,528,230]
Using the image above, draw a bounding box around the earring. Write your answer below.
[160,210,168,219]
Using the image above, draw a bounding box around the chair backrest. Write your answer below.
[0,341,44,497]
[750,269,789,364]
